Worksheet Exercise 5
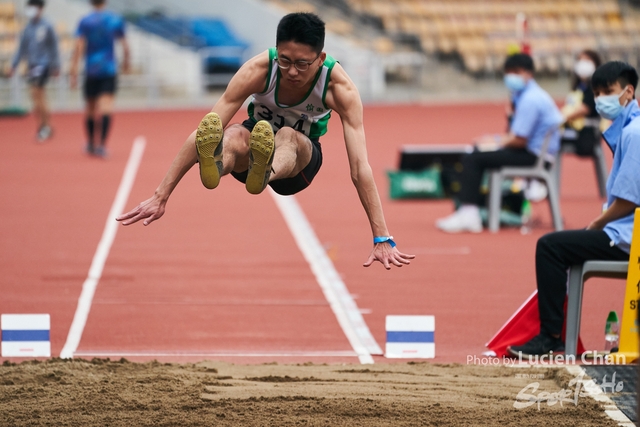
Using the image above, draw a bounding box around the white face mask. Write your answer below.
[25,6,39,19]
[574,59,596,79]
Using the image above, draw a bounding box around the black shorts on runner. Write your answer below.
[83,76,117,99]
[230,118,323,196]
[27,65,50,87]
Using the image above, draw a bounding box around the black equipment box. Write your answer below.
[398,145,472,198]
[399,144,473,171]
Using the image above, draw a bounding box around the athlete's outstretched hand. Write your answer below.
[116,195,166,226]
[363,243,415,270]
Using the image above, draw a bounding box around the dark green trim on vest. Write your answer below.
[262,47,277,94]
[309,111,331,139]
[321,54,337,110]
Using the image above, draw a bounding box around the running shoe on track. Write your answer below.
[246,120,275,194]
[37,125,53,142]
[507,332,564,358]
[93,145,109,159]
[195,112,224,189]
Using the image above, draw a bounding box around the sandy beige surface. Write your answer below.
[0,358,621,426]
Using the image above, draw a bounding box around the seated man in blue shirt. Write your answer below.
[436,53,563,233]
[508,61,640,357]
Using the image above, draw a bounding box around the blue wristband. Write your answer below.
[373,236,396,247]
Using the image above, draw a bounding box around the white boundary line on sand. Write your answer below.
[60,137,147,359]
[565,365,634,427]
[270,191,383,365]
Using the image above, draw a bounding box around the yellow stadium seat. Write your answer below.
[464,18,484,36]
[0,2,16,20]
[580,1,600,16]
[612,32,633,50]
[417,18,437,38]
[559,16,576,33]
[286,1,316,13]
[623,19,639,33]
[607,16,623,30]
[373,36,395,54]
[433,17,451,38]
[591,16,609,33]
[381,15,399,33]
[399,15,420,34]
[326,18,353,36]
[340,0,631,79]
[602,1,621,17]
[436,36,456,54]
[4,18,19,36]
[462,52,483,74]
[420,35,437,55]
[0,36,16,56]
[469,2,490,18]
[419,2,436,19]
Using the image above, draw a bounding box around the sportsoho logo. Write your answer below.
[514,370,624,410]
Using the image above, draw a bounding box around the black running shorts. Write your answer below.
[230,119,323,196]
[83,76,117,99]
[27,65,50,87]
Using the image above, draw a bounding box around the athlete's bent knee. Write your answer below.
[224,125,247,141]
[275,127,299,143]
[223,125,250,156]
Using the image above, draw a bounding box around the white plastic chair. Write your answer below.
[564,260,628,357]
[488,129,563,232]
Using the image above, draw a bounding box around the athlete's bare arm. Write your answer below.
[69,36,85,89]
[325,64,414,269]
[116,51,271,226]
[119,36,130,74]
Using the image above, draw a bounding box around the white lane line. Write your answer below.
[565,366,634,427]
[74,351,358,358]
[270,191,382,365]
[60,137,147,359]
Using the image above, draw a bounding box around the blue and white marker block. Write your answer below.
[1,314,51,357]
[385,315,435,358]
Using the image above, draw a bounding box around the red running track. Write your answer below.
[0,104,623,364]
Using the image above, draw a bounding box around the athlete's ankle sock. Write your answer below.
[86,117,95,147]
[101,115,111,146]
[459,204,479,216]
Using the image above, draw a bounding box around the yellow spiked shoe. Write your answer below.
[246,120,275,194]
[195,112,224,189]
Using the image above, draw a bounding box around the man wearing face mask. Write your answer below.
[436,53,563,233]
[508,61,640,357]
[9,0,60,142]
[560,50,602,157]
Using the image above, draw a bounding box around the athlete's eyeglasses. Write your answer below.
[275,53,321,71]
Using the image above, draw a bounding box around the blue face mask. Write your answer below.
[595,88,628,121]
[504,74,527,92]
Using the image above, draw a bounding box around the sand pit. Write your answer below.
[0,358,621,426]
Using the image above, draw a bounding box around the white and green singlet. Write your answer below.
[247,47,337,139]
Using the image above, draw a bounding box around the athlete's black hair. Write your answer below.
[591,61,638,97]
[27,0,44,7]
[90,0,105,6]
[503,53,535,73]
[276,13,325,53]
